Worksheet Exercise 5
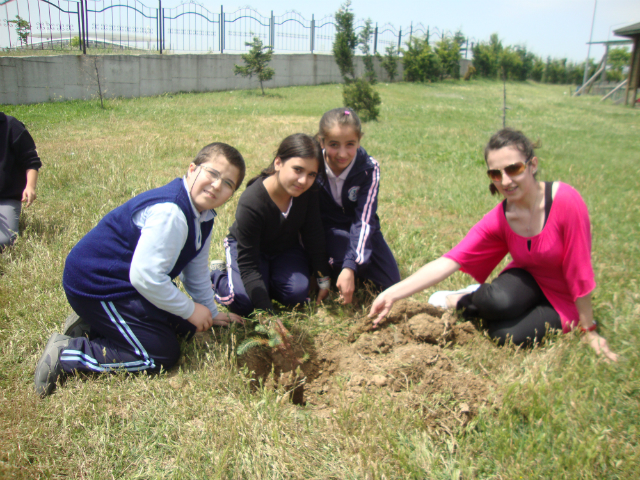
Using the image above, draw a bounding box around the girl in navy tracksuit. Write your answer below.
[211,133,331,316]
[34,143,246,397]
[316,108,401,304]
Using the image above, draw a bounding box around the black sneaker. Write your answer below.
[34,333,71,397]
[63,313,91,339]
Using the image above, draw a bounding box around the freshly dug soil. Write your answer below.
[236,299,498,429]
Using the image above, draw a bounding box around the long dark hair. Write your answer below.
[485,128,539,196]
[247,133,326,187]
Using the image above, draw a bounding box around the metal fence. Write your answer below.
[1,0,471,56]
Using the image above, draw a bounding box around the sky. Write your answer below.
[180,0,639,62]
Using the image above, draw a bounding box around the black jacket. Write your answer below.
[0,113,42,200]
[229,176,330,312]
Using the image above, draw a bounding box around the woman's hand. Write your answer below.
[336,268,355,304]
[316,288,330,304]
[213,311,245,326]
[574,294,617,362]
[582,331,618,362]
[368,291,395,327]
[187,303,214,332]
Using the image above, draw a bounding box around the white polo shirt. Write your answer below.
[325,154,356,207]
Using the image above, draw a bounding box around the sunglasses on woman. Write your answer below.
[487,158,531,182]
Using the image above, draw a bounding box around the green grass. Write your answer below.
[1,80,639,478]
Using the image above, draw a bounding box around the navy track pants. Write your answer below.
[60,292,196,374]
[211,236,311,317]
[325,227,401,291]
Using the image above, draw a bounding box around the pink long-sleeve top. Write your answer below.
[443,182,595,332]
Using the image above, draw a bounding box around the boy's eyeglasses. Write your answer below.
[199,166,236,192]
[487,158,530,182]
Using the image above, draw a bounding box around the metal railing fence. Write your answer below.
[1,0,471,56]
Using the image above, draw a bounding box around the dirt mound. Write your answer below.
[237,299,497,429]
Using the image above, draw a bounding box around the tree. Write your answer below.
[472,33,503,78]
[234,36,275,95]
[10,15,31,47]
[530,57,545,82]
[435,35,461,79]
[402,36,442,82]
[332,1,358,82]
[332,1,381,121]
[379,45,398,82]
[607,47,630,82]
[358,19,376,83]
[498,47,523,80]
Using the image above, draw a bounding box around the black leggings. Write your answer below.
[457,268,562,346]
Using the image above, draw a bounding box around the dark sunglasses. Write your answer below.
[487,158,531,182]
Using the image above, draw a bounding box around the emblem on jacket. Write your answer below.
[348,186,360,202]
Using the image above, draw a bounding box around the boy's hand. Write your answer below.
[187,303,213,332]
[22,186,37,207]
[213,311,245,326]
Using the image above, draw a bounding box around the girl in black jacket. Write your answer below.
[211,133,331,316]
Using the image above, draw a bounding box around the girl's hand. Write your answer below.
[336,268,355,304]
[213,311,245,326]
[369,292,395,327]
[22,186,37,207]
[316,288,330,304]
[582,331,619,363]
[187,303,214,332]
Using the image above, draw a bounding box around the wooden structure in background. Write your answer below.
[614,22,640,106]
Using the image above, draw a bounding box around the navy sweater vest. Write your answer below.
[63,178,213,300]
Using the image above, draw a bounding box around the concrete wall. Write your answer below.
[0,53,404,105]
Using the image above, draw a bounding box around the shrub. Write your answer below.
[472,33,503,78]
[463,65,476,81]
[358,19,376,83]
[435,36,461,79]
[402,36,442,82]
[530,57,545,82]
[343,78,381,122]
[380,45,398,82]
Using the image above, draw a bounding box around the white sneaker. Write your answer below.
[428,284,480,309]
[209,260,226,272]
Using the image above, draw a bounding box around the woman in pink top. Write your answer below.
[369,129,617,361]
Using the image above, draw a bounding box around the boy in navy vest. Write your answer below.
[34,143,246,397]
